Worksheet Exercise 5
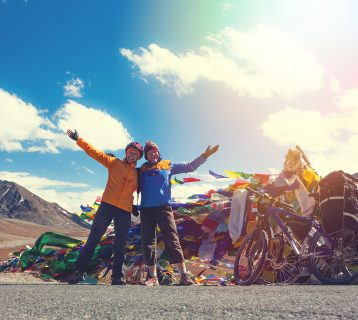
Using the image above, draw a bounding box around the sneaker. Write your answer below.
[111,278,126,286]
[68,270,85,284]
[159,272,174,286]
[143,277,159,286]
[179,273,194,286]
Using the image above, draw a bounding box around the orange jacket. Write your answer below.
[77,138,137,213]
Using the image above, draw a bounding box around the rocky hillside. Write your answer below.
[0,180,89,228]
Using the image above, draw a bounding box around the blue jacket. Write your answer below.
[140,156,206,208]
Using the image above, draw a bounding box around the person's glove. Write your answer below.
[132,205,140,217]
[106,153,116,157]
[201,145,219,159]
[67,129,79,141]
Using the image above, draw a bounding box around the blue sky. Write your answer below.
[1,0,358,211]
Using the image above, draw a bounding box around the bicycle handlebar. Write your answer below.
[246,187,295,212]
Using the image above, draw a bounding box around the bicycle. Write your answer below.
[234,188,358,285]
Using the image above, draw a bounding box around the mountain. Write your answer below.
[353,173,358,179]
[0,180,89,229]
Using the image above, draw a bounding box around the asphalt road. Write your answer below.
[1,284,357,319]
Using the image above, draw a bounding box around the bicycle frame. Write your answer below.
[236,188,358,285]
[255,201,335,259]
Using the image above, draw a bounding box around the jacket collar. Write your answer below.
[144,156,163,167]
[122,157,137,167]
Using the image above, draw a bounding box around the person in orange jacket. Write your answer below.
[66,129,143,285]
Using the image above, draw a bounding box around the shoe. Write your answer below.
[143,276,159,286]
[68,270,85,284]
[111,278,126,285]
[179,273,194,286]
[159,272,174,286]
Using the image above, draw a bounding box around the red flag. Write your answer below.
[253,174,271,185]
[232,179,250,188]
[183,177,202,183]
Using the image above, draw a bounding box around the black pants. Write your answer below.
[76,202,131,281]
[141,206,184,266]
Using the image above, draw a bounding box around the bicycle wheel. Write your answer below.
[309,227,358,285]
[234,230,268,286]
[257,236,300,285]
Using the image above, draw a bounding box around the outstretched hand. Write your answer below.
[67,129,79,141]
[202,145,219,159]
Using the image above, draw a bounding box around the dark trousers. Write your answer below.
[76,202,131,281]
[141,205,184,266]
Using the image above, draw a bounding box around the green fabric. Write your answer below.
[174,177,184,184]
[192,205,212,214]
[236,172,252,179]
[42,244,112,275]
[19,231,113,276]
[177,207,194,216]
[176,204,212,216]
[20,232,83,269]
[47,250,80,274]
[40,273,54,280]
[80,212,89,219]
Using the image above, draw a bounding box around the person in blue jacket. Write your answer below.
[140,141,219,285]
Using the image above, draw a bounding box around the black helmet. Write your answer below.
[125,142,144,159]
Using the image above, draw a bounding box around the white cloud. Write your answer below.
[171,176,235,202]
[82,166,94,175]
[4,158,14,163]
[0,171,101,212]
[261,108,338,152]
[330,76,341,94]
[120,26,324,99]
[0,89,56,152]
[35,188,102,213]
[261,88,358,175]
[64,77,85,98]
[172,182,219,202]
[55,100,132,151]
[1,1,29,5]
[27,139,63,154]
[221,2,235,12]
[336,88,358,112]
[309,136,358,176]
[0,88,132,153]
[0,171,87,189]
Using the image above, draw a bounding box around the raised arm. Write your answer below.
[67,129,115,168]
[171,145,219,175]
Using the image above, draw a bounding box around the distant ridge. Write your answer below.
[0,180,89,229]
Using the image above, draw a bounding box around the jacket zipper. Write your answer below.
[116,162,132,207]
